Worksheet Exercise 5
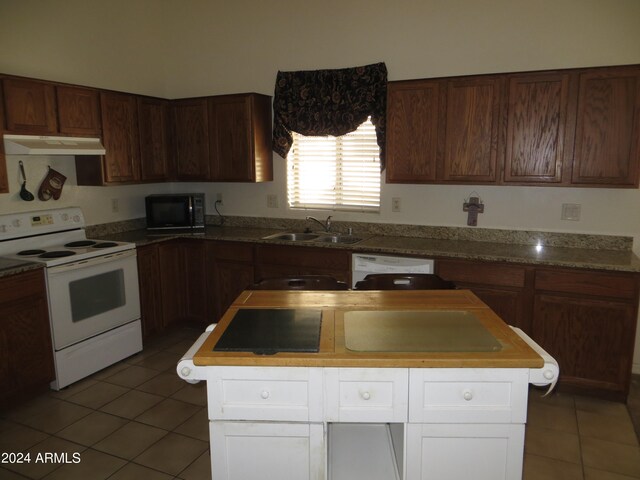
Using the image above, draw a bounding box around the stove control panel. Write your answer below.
[31,214,54,226]
[0,207,85,242]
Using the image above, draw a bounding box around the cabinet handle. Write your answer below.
[361,391,371,400]
[463,390,473,401]
[261,390,270,399]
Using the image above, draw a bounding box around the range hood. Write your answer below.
[3,134,106,155]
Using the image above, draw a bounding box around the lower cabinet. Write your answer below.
[210,422,326,480]
[202,366,532,480]
[532,268,639,400]
[436,259,533,332]
[0,269,55,408]
[255,244,351,284]
[405,423,525,480]
[206,241,255,322]
[136,243,163,338]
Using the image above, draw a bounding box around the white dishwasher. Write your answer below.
[351,253,435,288]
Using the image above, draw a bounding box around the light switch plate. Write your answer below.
[561,203,581,221]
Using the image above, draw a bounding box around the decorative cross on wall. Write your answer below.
[463,196,485,226]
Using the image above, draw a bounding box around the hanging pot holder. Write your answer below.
[38,166,67,201]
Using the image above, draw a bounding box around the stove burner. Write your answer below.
[18,249,47,256]
[93,242,118,249]
[39,250,76,259]
[65,240,97,248]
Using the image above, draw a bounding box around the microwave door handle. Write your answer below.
[188,197,194,225]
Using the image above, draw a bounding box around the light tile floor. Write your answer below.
[1,327,639,479]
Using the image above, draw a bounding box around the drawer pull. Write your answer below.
[260,390,270,399]
[463,390,473,401]
[361,391,371,400]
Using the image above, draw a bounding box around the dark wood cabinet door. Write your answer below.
[386,80,443,183]
[2,77,58,134]
[173,98,210,180]
[436,258,531,331]
[254,245,351,284]
[182,241,209,326]
[442,76,502,182]
[503,72,573,184]
[158,241,186,328]
[0,270,54,408]
[207,241,255,321]
[532,293,636,398]
[0,83,7,194]
[100,92,140,183]
[210,95,252,181]
[57,85,101,135]
[138,97,170,181]
[136,244,163,338]
[209,93,273,182]
[532,267,639,400]
[572,66,640,186]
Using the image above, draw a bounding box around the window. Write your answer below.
[287,118,381,212]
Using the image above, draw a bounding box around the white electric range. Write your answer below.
[0,207,142,390]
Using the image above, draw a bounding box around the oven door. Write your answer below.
[46,249,141,350]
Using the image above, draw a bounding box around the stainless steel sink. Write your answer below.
[262,232,320,241]
[262,232,363,244]
[314,235,363,244]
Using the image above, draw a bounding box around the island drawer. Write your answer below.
[408,369,529,424]
[324,368,408,422]
[206,366,323,422]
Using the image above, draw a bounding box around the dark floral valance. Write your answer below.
[272,62,387,168]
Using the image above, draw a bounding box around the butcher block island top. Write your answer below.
[194,289,543,368]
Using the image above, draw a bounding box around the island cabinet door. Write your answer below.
[405,423,525,480]
[210,421,325,480]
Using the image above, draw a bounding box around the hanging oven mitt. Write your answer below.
[38,166,67,201]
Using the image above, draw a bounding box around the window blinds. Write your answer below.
[287,118,381,212]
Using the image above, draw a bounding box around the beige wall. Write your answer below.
[1,0,640,363]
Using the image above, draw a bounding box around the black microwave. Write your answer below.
[145,193,205,231]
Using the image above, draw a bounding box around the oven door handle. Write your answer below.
[47,249,136,274]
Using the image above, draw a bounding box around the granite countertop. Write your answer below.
[103,225,640,273]
[0,258,44,278]
[3,222,639,279]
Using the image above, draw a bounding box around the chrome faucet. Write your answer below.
[306,215,332,232]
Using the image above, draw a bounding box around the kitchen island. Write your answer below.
[179,289,557,480]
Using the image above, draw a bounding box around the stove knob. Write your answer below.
[61,213,69,221]
[72,215,81,223]
[0,224,6,233]
[12,219,21,228]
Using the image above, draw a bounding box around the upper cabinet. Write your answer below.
[172,98,210,180]
[138,97,171,182]
[172,93,273,182]
[503,72,573,184]
[99,91,141,183]
[571,66,640,186]
[1,77,102,137]
[386,79,443,183]
[2,77,58,134]
[209,93,272,182]
[57,85,101,136]
[442,76,502,183]
[386,64,640,188]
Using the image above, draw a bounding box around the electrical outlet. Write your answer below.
[561,203,581,221]
[111,198,119,213]
[392,197,401,212]
[267,194,278,208]
[216,193,223,206]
